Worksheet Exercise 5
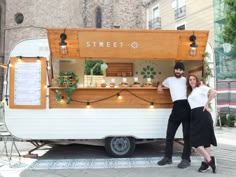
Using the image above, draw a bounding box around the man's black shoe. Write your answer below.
[157,157,172,166]
[198,161,209,172]
[177,159,191,168]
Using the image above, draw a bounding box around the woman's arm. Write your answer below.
[203,89,217,112]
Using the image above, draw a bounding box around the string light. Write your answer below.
[8,64,12,67]
[60,96,64,103]
[56,89,163,108]
[86,102,90,108]
[18,56,22,62]
[37,56,41,63]
[117,93,122,99]
[150,102,154,108]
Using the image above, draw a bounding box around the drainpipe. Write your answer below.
[0,0,6,101]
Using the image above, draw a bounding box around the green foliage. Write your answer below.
[227,114,236,127]
[55,90,63,102]
[223,0,236,54]
[56,71,79,104]
[203,52,213,83]
[84,60,104,75]
[217,113,235,127]
[218,113,227,126]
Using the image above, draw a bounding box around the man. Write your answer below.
[157,62,191,168]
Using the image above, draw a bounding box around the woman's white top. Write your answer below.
[188,85,210,109]
[162,76,187,102]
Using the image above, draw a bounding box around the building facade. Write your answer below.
[0,0,146,98]
[144,0,214,45]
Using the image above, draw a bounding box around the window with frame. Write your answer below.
[175,0,186,19]
[153,6,160,18]
[149,6,161,29]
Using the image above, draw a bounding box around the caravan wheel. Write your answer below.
[105,137,135,157]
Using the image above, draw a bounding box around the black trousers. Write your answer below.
[164,100,191,160]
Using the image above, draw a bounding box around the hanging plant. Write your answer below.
[203,52,214,110]
[55,71,79,104]
[202,52,213,86]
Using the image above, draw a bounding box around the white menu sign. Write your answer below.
[14,62,41,105]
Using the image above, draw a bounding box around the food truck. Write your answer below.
[3,29,212,157]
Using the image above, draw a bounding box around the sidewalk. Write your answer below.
[215,126,236,145]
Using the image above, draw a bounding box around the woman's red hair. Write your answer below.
[186,74,201,95]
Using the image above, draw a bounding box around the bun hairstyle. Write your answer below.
[174,62,185,71]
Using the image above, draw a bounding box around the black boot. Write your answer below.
[157,157,172,166]
[207,156,216,173]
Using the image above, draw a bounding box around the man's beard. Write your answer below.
[174,73,182,78]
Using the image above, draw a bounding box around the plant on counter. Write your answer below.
[84,60,104,75]
[55,71,79,104]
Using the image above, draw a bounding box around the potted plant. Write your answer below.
[55,71,79,104]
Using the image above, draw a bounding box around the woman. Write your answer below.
[187,74,217,173]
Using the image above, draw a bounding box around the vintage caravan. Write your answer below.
[3,29,213,157]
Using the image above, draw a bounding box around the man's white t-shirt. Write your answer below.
[162,76,187,102]
[187,85,210,109]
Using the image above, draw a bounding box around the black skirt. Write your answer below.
[190,107,217,148]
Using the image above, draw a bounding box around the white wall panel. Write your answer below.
[4,107,183,140]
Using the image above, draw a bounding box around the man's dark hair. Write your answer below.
[174,62,185,71]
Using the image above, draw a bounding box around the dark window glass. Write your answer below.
[177,24,185,30]
[96,7,102,28]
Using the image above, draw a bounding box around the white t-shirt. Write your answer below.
[187,85,210,109]
[162,76,187,102]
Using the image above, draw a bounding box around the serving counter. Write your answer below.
[49,87,172,108]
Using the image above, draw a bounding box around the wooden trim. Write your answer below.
[49,87,172,108]
[9,57,46,109]
[47,28,209,60]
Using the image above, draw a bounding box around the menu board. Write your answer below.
[9,57,46,109]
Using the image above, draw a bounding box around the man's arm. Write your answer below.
[157,79,168,92]
[157,82,164,92]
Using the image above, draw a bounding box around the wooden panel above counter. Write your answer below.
[106,63,133,77]
[49,87,172,109]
